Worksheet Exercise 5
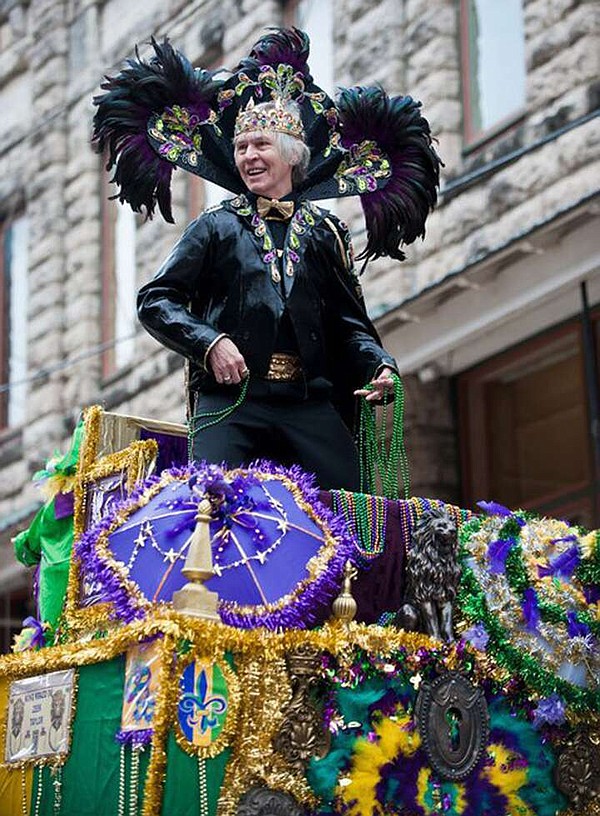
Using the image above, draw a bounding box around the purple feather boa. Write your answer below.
[74,460,357,631]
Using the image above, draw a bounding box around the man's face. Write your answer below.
[234,131,293,199]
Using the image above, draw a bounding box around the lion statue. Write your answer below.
[399,506,460,642]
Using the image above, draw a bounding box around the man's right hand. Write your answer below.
[207,337,249,385]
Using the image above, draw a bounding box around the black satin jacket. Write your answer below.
[137,195,397,410]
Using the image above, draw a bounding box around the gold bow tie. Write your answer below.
[256,197,295,220]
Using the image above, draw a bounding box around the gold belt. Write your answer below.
[265,353,303,382]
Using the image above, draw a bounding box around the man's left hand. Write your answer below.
[354,367,396,402]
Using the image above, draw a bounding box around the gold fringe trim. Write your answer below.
[64,405,158,632]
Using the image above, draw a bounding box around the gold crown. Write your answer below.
[234,99,305,140]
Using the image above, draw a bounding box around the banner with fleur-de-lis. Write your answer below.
[175,657,240,758]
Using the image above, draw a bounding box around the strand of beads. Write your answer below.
[118,743,126,816]
[198,756,209,816]
[334,490,388,563]
[20,767,28,816]
[33,768,43,816]
[358,374,409,499]
[130,745,140,816]
[187,378,249,461]
[52,765,62,816]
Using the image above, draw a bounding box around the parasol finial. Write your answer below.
[173,497,220,620]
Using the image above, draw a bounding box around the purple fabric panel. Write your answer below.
[139,429,188,471]
[54,491,75,519]
[319,491,407,623]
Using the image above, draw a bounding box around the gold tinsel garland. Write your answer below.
[64,425,158,632]
[141,633,177,816]
[0,613,445,814]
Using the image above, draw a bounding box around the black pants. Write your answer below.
[190,389,360,491]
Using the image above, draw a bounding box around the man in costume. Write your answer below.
[93,29,440,490]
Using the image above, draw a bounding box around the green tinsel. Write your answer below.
[575,530,600,585]
[457,519,600,714]
[499,523,600,637]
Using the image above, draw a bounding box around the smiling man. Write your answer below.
[137,97,398,490]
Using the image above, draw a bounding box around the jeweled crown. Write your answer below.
[234,99,305,140]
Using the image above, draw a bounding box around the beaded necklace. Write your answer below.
[187,377,249,461]
[357,373,409,499]
[333,490,388,563]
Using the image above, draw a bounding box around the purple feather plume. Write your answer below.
[487,538,515,573]
[245,27,311,77]
[477,500,513,517]
[567,610,591,639]
[522,587,540,633]
[537,544,580,579]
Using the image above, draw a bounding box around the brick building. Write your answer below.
[0,0,597,650]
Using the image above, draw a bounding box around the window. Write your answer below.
[457,315,600,528]
[460,0,526,145]
[0,213,29,428]
[101,174,137,377]
[286,0,334,97]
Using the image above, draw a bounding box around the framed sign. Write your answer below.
[4,670,75,766]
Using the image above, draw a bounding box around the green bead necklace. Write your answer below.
[333,489,388,562]
[187,377,250,461]
[358,373,409,499]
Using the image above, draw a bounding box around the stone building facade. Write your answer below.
[0,0,597,650]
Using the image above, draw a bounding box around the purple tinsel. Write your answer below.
[115,728,153,748]
[537,544,580,579]
[532,693,566,729]
[521,587,540,633]
[488,538,515,574]
[462,622,490,651]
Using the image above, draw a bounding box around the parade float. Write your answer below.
[0,403,598,816]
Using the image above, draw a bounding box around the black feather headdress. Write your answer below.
[92,28,441,262]
[92,38,222,222]
[336,87,441,261]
